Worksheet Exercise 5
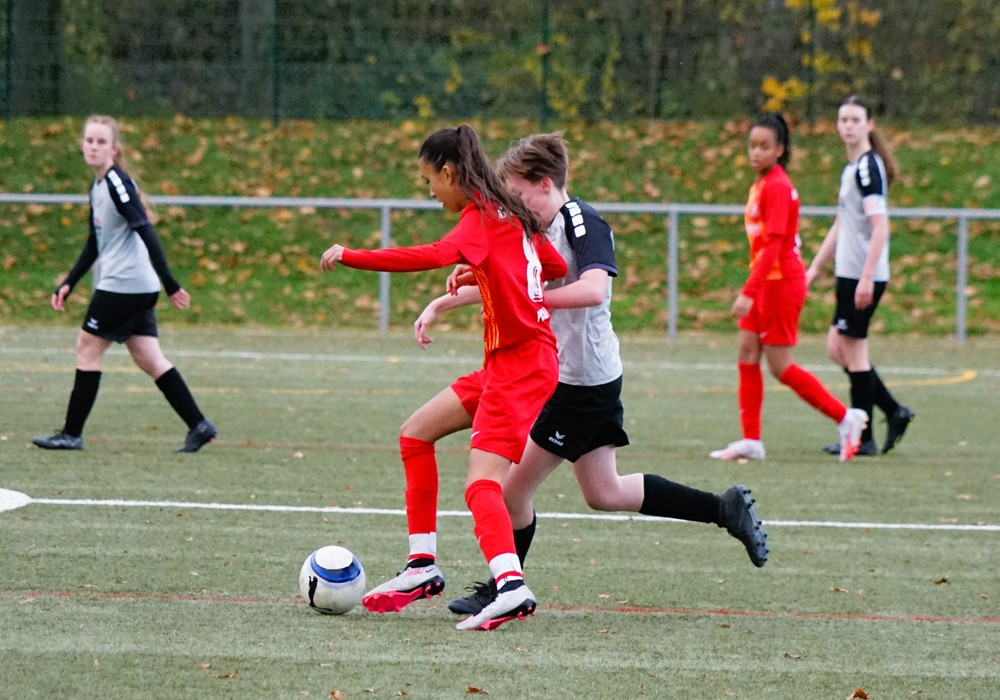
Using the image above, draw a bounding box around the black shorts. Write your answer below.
[832,277,887,339]
[81,290,160,343]
[529,376,630,463]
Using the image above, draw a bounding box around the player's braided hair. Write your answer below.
[754,112,792,168]
[419,125,543,237]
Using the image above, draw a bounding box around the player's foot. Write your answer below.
[718,485,768,567]
[447,579,497,616]
[837,409,869,462]
[709,439,766,461]
[176,419,217,453]
[362,564,445,613]
[822,439,877,457]
[32,431,83,450]
[882,406,915,454]
[455,579,536,631]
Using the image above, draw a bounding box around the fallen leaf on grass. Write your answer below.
[466,687,486,694]
[783,652,803,659]
[213,669,239,679]
[848,689,869,699]
[934,577,949,585]
[330,691,346,699]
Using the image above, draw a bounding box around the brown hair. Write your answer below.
[418,125,543,236]
[840,95,898,185]
[495,132,570,189]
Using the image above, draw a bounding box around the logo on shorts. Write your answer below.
[86,317,99,330]
[835,318,849,332]
[548,430,565,447]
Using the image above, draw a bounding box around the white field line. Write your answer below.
[11,494,999,531]
[1,345,992,377]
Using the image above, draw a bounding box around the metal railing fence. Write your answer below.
[2,193,997,343]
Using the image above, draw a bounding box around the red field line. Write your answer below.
[10,590,1000,625]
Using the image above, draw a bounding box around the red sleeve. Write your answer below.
[536,234,568,282]
[741,175,790,298]
[741,236,782,298]
[340,239,463,273]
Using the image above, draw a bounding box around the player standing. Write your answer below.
[805,95,915,456]
[710,113,867,462]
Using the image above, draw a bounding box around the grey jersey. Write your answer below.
[90,166,161,293]
[834,150,890,282]
[545,198,622,386]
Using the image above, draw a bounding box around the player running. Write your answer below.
[320,125,565,631]
[412,133,770,617]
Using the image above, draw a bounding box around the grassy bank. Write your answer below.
[2,116,999,334]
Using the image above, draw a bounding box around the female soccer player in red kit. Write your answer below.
[319,125,566,630]
[710,113,868,463]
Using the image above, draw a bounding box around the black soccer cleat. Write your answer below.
[32,431,84,450]
[448,579,497,616]
[882,406,915,454]
[718,485,769,568]
[176,419,217,453]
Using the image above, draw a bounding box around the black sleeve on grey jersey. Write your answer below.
[562,200,618,276]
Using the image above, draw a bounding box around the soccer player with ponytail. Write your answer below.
[806,95,915,456]
[320,124,566,631]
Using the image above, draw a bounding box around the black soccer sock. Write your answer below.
[638,474,718,524]
[513,513,537,567]
[870,367,900,417]
[63,369,102,437]
[848,369,876,443]
[154,367,205,429]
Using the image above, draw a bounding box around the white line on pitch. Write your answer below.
[20,495,1000,531]
[0,345,980,377]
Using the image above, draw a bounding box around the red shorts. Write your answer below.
[449,339,559,464]
[738,277,805,346]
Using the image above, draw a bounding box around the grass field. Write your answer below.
[1,325,998,699]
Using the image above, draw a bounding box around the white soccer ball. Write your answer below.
[299,545,366,615]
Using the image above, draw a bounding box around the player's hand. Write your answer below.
[854,277,874,310]
[320,244,346,271]
[731,294,753,319]
[51,284,70,312]
[413,304,439,350]
[170,288,191,310]
[446,264,474,294]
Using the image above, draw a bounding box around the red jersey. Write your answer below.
[742,165,804,298]
[340,202,566,354]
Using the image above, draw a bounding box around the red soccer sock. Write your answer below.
[738,362,763,440]
[399,436,438,555]
[465,479,517,566]
[779,364,847,423]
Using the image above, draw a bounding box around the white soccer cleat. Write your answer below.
[709,439,766,461]
[361,564,445,613]
[837,408,869,463]
[455,579,536,631]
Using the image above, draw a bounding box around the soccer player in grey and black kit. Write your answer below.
[32,115,216,453]
[413,133,770,616]
[806,96,914,456]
